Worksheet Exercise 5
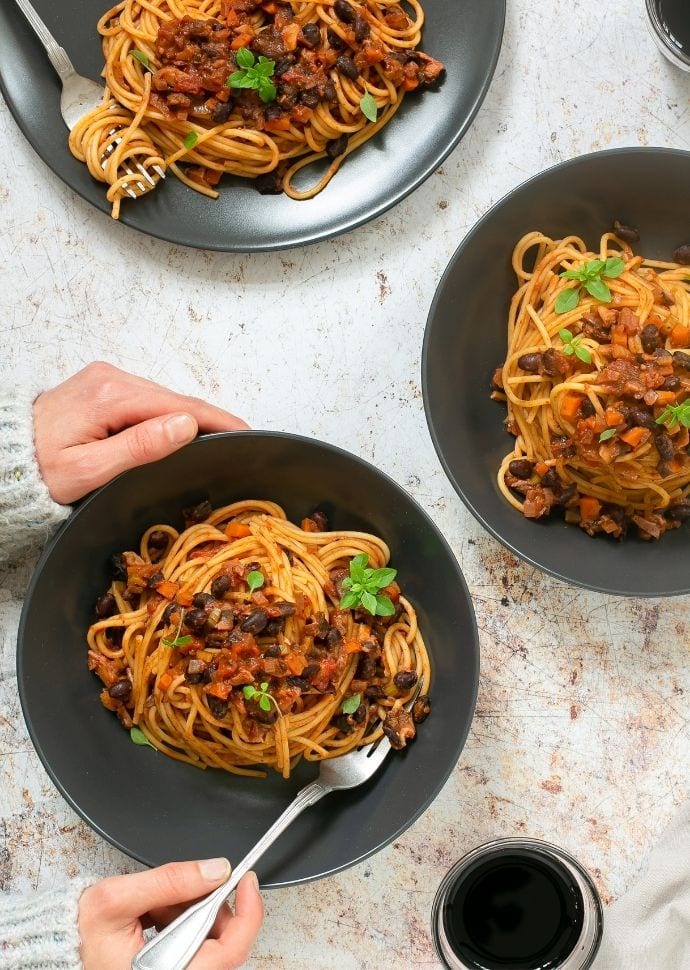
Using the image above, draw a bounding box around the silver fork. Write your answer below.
[131,725,403,970]
[13,0,165,198]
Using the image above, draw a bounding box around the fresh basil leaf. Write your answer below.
[350,561,366,584]
[227,70,247,87]
[359,92,378,123]
[562,344,574,356]
[555,287,580,314]
[599,428,617,442]
[585,277,612,302]
[367,567,397,589]
[360,590,378,615]
[259,694,271,712]
[247,570,264,593]
[584,259,604,277]
[558,328,574,343]
[574,344,592,364]
[374,595,396,617]
[162,634,193,648]
[351,553,369,570]
[255,57,276,76]
[183,131,198,150]
[243,685,257,699]
[603,256,626,278]
[236,47,255,69]
[560,269,585,281]
[341,693,361,715]
[130,726,155,749]
[131,49,150,69]
[340,591,360,610]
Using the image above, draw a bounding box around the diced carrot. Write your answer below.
[579,497,602,521]
[225,522,252,539]
[290,105,312,124]
[154,579,179,600]
[176,590,194,607]
[265,115,291,133]
[535,461,550,477]
[231,31,254,49]
[402,77,419,91]
[604,407,625,427]
[158,672,173,692]
[286,652,307,675]
[655,391,678,406]
[345,639,363,654]
[611,325,628,347]
[559,393,584,421]
[262,1,278,12]
[582,416,598,431]
[620,427,650,448]
[611,344,632,360]
[670,323,690,347]
[668,458,685,474]
[646,311,665,328]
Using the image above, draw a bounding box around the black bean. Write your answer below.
[364,684,384,700]
[299,90,319,108]
[393,670,418,690]
[673,244,690,265]
[147,571,164,589]
[334,0,355,22]
[207,696,228,719]
[657,433,675,461]
[303,662,321,679]
[641,324,662,353]
[630,408,656,430]
[162,602,180,623]
[210,574,231,598]
[653,348,673,364]
[334,715,353,734]
[336,55,359,80]
[109,553,127,581]
[254,172,283,195]
[357,656,377,680]
[301,21,321,47]
[326,27,345,50]
[613,220,640,244]
[554,483,577,507]
[308,510,329,531]
[352,703,367,724]
[517,353,543,373]
[96,592,117,618]
[108,678,131,699]
[266,619,284,636]
[673,351,690,370]
[271,601,296,618]
[508,459,534,479]
[241,609,269,635]
[323,81,337,103]
[326,134,348,159]
[263,643,283,658]
[192,591,214,609]
[264,104,284,121]
[665,503,690,522]
[212,101,233,123]
[286,676,310,691]
[541,468,558,488]
[580,398,596,418]
[354,15,370,41]
[149,530,168,550]
[662,376,681,391]
[326,627,343,650]
[274,54,295,76]
[205,632,229,649]
[412,695,431,724]
[184,608,207,632]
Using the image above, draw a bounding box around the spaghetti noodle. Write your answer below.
[87,500,431,778]
[70,0,444,217]
[493,230,690,540]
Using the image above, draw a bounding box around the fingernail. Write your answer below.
[247,871,260,891]
[199,857,231,882]
[163,413,197,446]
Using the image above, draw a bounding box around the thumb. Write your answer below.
[60,412,198,502]
[99,859,232,921]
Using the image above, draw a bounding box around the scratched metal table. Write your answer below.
[1,3,689,967]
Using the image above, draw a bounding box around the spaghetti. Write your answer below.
[70,0,444,218]
[493,230,690,540]
[87,500,431,778]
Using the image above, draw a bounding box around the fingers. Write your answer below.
[85,860,232,926]
[46,412,201,504]
[191,873,264,970]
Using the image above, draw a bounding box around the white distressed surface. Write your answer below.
[1,2,690,967]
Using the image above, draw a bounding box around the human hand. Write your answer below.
[78,858,263,970]
[33,362,249,505]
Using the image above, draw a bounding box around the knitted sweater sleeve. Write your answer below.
[0,388,70,565]
[0,879,91,969]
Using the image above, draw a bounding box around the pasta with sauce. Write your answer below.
[69,0,444,218]
[87,500,431,778]
[493,230,690,540]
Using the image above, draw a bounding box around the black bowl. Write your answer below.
[18,432,479,885]
[422,147,690,597]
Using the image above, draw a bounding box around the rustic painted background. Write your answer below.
[1,1,690,967]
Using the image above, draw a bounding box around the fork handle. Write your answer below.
[131,780,329,970]
[13,0,76,79]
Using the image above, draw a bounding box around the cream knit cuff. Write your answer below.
[0,878,91,969]
[0,387,71,565]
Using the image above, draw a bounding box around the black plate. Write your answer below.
[0,0,504,251]
[422,147,690,598]
[18,432,479,885]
